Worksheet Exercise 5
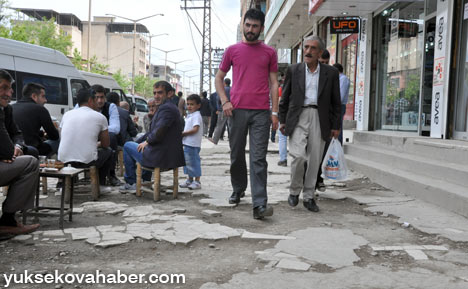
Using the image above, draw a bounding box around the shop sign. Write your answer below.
[431,0,449,138]
[355,18,368,131]
[330,19,360,34]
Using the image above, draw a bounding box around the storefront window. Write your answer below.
[375,2,425,131]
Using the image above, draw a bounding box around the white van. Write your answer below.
[125,94,149,128]
[0,37,89,121]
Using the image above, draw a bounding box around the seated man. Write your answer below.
[143,98,157,133]
[92,84,121,186]
[120,81,185,193]
[106,92,138,146]
[58,88,112,191]
[0,69,40,237]
[12,82,60,157]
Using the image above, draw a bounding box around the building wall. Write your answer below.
[61,25,82,56]
[82,22,147,77]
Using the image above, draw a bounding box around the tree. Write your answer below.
[112,70,131,94]
[134,75,155,98]
[1,16,72,55]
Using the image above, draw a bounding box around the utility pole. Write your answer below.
[180,0,211,96]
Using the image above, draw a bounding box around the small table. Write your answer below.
[35,168,84,229]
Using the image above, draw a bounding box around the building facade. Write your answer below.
[82,16,149,78]
[265,0,468,141]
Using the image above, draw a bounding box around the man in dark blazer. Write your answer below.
[120,81,185,193]
[0,69,40,237]
[279,35,341,213]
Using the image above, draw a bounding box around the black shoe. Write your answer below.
[228,191,245,204]
[108,176,122,187]
[288,194,299,207]
[277,160,287,167]
[316,181,326,192]
[253,205,274,220]
[303,199,319,212]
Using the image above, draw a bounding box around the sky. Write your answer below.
[8,0,240,89]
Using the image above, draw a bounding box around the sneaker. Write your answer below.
[119,183,136,194]
[179,179,192,188]
[188,181,201,190]
[277,160,287,167]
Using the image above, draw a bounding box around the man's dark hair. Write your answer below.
[76,88,96,105]
[321,49,330,60]
[202,91,207,98]
[106,91,120,105]
[333,63,344,73]
[153,80,173,93]
[177,91,183,97]
[224,78,231,86]
[91,84,105,94]
[0,70,14,83]
[187,94,201,105]
[244,8,265,27]
[22,82,45,99]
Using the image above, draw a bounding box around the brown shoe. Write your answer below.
[0,223,40,235]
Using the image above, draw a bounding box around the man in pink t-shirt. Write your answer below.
[215,8,279,220]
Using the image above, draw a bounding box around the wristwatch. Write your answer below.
[271,111,278,116]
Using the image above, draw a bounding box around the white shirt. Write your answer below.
[182,110,203,148]
[58,106,108,164]
[304,63,320,106]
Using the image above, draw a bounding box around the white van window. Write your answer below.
[71,79,89,106]
[135,98,148,112]
[17,72,68,105]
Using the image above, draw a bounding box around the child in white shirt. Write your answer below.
[180,94,203,189]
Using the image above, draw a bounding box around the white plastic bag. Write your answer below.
[321,138,348,180]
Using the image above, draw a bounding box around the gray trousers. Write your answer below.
[229,109,270,208]
[202,116,210,135]
[212,111,231,144]
[0,155,39,213]
[289,107,325,200]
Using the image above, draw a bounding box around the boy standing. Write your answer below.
[180,94,203,190]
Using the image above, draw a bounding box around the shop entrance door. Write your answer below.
[419,17,436,136]
[341,34,358,120]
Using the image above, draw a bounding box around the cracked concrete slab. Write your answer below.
[199,265,468,289]
[275,228,368,269]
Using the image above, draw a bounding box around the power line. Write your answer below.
[184,13,201,62]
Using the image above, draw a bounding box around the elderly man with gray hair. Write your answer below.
[279,35,341,213]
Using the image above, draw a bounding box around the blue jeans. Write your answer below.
[183,145,201,178]
[123,141,151,185]
[278,128,287,162]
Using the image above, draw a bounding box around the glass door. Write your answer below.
[341,34,358,121]
[420,17,436,135]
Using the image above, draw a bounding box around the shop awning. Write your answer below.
[265,0,386,48]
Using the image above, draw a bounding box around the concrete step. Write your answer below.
[352,131,468,165]
[345,154,468,218]
[344,143,468,188]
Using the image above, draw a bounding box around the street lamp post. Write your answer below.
[148,33,168,76]
[178,68,196,96]
[106,13,164,94]
[152,47,183,81]
[166,59,190,90]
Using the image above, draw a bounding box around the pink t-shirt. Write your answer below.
[219,41,278,110]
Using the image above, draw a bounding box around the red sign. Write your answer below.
[309,0,324,15]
